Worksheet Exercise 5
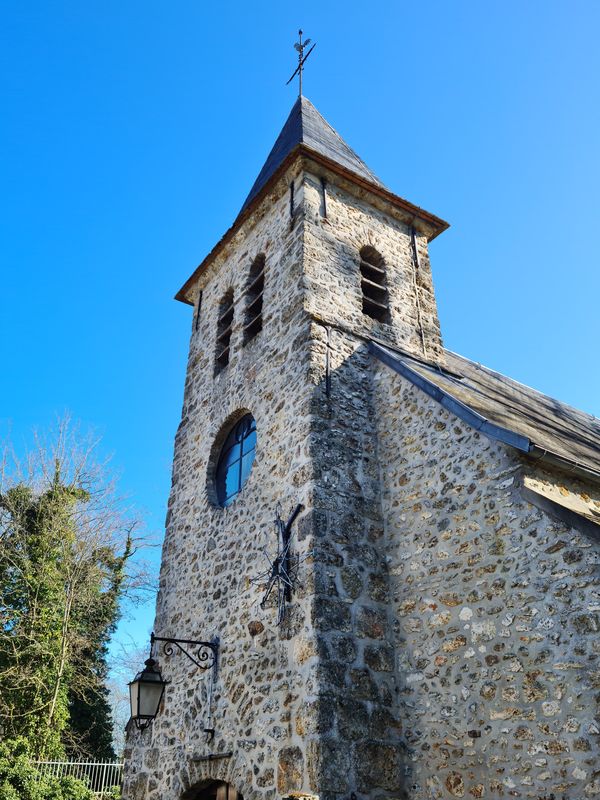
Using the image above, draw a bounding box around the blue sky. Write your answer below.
[2,1,599,665]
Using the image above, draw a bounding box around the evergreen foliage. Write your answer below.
[0,423,139,761]
[66,533,132,761]
[0,738,95,800]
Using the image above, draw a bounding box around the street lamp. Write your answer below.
[128,633,219,731]
[128,657,167,730]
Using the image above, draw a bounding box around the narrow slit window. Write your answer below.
[215,289,234,373]
[243,254,265,344]
[195,290,203,331]
[359,245,390,323]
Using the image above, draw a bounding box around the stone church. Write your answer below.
[123,95,600,800]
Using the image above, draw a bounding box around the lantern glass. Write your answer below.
[128,658,166,726]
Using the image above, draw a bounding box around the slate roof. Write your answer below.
[239,96,385,215]
[370,342,600,480]
[175,97,448,304]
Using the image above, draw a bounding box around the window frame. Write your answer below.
[215,414,257,507]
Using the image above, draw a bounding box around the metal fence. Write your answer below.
[33,760,123,796]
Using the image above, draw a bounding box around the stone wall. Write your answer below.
[304,327,403,800]
[300,165,443,362]
[372,361,600,799]
[286,166,451,799]
[123,162,321,800]
[123,156,447,800]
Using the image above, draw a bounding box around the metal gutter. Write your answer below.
[298,146,450,235]
[526,445,600,483]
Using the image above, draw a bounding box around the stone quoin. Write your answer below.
[123,96,600,800]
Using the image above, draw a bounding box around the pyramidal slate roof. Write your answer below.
[239,95,385,215]
[175,97,449,304]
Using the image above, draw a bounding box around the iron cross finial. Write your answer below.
[286,29,316,97]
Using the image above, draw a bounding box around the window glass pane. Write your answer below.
[242,429,256,455]
[222,427,237,450]
[215,413,256,507]
[224,463,240,500]
[221,442,242,468]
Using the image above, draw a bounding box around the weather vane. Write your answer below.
[286,29,316,97]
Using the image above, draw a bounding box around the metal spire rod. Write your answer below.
[286,29,316,97]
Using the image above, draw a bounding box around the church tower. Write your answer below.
[123,94,448,800]
[123,80,600,800]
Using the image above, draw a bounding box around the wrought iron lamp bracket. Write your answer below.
[150,633,219,674]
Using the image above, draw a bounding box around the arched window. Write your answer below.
[215,414,257,507]
[244,254,265,343]
[215,289,234,372]
[359,246,390,323]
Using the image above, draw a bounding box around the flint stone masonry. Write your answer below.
[373,362,600,799]
[124,163,316,800]
[123,143,599,800]
[300,166,443,362]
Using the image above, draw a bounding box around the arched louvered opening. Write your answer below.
[244,254,265,343]
[215,289,234,373]
[360,245,390,323]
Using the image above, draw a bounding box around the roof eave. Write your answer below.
[526,445,600,485]
[299,145,449,240]
[174,145,449,305]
